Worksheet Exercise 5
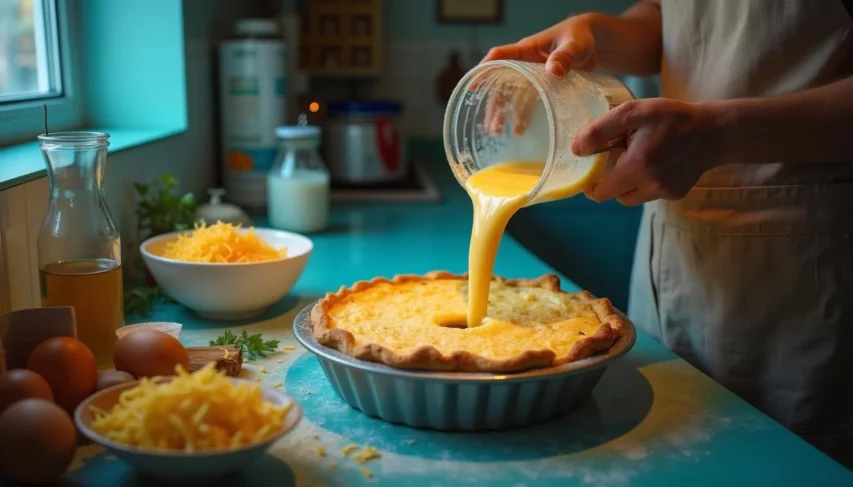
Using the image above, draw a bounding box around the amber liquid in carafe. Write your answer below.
[40,259,124,368]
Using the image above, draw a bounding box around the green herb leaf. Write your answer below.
[133,182,149,196]
[133,172,198,240]
[123,286,171,317]
[209,329,280,360]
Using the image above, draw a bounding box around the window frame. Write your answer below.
[0,0,83,146]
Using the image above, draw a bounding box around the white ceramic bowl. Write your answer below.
[140,228,313,320]
[75,378,302,483]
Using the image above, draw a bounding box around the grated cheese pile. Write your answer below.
[158,221,287,263]
[90,363,292,452]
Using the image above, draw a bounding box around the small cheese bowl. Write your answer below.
[140,228,313,321]
[74,378,302,483]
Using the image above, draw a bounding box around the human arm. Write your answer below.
[482,0,662,76]
[573,76,853,205]
[714,75,853,165]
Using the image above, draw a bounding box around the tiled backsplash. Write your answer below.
[309,38,661,139]
[370,40,485,138]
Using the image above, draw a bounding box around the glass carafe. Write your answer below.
[37,132,124,368]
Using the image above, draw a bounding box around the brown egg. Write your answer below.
[27,337,98,413]
[96,369,136,391]
[0,398,77,484]
[0,369,54,415]
[113,330,189,378]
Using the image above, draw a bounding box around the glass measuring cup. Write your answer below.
[37,132,124,367]
[443,60,635,204]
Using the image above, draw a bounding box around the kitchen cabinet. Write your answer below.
[508,197,643,310]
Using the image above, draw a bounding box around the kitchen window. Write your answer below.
[0,0,62,104]
[0,0,79,145]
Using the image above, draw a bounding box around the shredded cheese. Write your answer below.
[90,363,291,452]
[314,444,326,457]
[361,468,373,479]
[352,446,381,465]
[341,444,359,456]
[282,345,296,351]
[158,221,287,263]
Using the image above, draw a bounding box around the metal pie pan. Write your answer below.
[293,301,636,431]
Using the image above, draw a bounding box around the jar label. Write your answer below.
[374,118,400,172]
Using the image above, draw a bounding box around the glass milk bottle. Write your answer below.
[267,119,330,233]
[444,60,635,206]
[37,132,124,368]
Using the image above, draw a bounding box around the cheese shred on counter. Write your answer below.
[159,221,287,263]
[90,363,291,452]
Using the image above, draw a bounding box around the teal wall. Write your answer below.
[81,0,187,129]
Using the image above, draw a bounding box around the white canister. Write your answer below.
[325,101,407,184]
[218,19,287,212]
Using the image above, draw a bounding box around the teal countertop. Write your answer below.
[67,162,851,486]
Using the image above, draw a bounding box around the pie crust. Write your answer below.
[310,271,626,373]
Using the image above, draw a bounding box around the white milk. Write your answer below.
[267,170,330,233]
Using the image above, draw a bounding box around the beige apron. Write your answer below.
[629,0,853,467]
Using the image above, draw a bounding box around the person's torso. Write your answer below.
[659,0,853,187]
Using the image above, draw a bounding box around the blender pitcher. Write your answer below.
[444,60,635,205]
[37,132,124,368]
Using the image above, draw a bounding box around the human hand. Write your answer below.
[482,14,598,75]
[480,14,599,135]
[572,99,724,205]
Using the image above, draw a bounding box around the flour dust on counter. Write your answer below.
[280,352,783,486]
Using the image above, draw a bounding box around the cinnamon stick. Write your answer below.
[186,345,243,377]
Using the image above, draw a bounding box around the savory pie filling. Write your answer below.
[326,278,603,361]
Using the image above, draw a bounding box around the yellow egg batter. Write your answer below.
[464,159,604,327]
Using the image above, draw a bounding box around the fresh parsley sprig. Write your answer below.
[124,286,173,317]
[210,330,280,360]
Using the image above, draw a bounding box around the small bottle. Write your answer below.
[268,116,330,233]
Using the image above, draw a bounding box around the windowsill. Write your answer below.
[0,126,184,190]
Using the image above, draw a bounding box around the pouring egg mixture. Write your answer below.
[464,160,603,327]
[311,153,625,373]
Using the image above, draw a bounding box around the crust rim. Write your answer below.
[310,271,627,373]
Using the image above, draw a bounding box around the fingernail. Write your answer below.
[549,61,565,76]
[586,184,604,202]
[571,140,584,156]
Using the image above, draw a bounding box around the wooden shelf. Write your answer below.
[300,0,383,78]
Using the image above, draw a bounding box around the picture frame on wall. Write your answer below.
[437,0,503,24]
